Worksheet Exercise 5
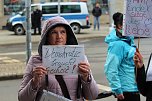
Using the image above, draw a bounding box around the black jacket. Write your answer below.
[92,7,102,17]
[136,53,152,101]
[31,9,42,28]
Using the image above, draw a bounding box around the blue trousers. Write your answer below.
[93,16,100,30]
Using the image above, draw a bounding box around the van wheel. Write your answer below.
[71,23,80,34]
[14,25,25,35]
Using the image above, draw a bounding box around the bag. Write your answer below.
[39,90,72,101]
[36,75,81,101]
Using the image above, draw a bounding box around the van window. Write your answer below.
[42,5,58,14]
[31,6,38,12]
[61,5,81,13]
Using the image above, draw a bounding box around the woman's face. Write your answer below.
[116,24,123,33]
[47,26,67,45]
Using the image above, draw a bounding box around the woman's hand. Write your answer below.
[78,62,91,82]
[116,94,124,100]
[32,66,47,89]
[134,48,144,68]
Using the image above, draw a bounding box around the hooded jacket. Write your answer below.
[92,7,102,17]
[104,28,138,95]
[18,16,98,101]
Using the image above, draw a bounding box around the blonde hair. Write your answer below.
[95,2,100,8]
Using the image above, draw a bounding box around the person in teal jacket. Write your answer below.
[104,12,140,101]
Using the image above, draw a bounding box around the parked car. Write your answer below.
[6,2,90,35]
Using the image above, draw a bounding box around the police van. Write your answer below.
[6,2,90,35]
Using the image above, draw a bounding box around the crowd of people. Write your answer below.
[17,2,152,101]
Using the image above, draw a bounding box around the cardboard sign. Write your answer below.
[39,90,72,101]
[124,0,152,37]
[42,45,85,75]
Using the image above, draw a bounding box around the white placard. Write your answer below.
[39,90,72,101]
[124,0,152,37]
[42,45,85,75]
[146,54,152,81]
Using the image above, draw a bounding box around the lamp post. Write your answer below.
[108,0,115,27]
[25,0,32,63]
[58,0,61,16]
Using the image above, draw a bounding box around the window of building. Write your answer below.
[4,0,25,15]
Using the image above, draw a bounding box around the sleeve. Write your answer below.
[80,55,99,100]
[136,65,147,96]
[100,8,102,15]
[18,56,40,101]
[81,73,99,100]
[104,42,124,95]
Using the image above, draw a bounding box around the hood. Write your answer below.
[105,28,135,46]
[38,16,78,56]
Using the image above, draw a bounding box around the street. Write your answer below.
[0,34,151,100]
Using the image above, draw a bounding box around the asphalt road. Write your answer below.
[0,36,151,101]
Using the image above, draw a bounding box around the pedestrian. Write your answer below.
[31,7,42,34]
[104,12,140,101]
[92,2,102,30]
[134,49,152,101]
[18,16,99,101]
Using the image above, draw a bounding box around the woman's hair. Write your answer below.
[113,12,123,28]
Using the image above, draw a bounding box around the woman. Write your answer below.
[134,49,152,101]
[18,16,99,101]
[104,12,140,101]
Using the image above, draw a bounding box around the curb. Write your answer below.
[0,74,23,81]
[0,35,106,46]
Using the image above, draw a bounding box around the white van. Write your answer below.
[6,2,90,35]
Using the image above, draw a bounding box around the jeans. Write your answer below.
[93,16,100,30]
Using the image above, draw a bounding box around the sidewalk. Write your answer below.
[0,25,109,45]
[0,24,110,80]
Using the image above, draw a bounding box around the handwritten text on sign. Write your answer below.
[42,45,85,75]
[124,0,152,37]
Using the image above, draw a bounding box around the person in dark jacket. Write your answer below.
[92,2,102,30]
[134,48,152,101]
[31,8,42,34]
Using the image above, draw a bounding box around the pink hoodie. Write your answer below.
[18,16,99,101]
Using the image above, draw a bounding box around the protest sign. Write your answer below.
[124,0,152,37]
[42,45,85,75]
[39,90,72,101]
